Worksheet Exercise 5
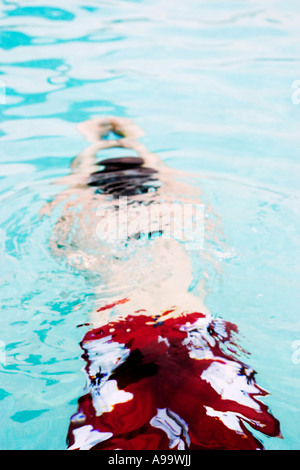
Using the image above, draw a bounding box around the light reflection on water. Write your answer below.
[0,0,299,450]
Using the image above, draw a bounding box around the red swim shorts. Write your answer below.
[67,310,280,450]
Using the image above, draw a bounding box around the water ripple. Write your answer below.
[0,0,299,450]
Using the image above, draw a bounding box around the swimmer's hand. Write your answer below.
[77,116,145,143]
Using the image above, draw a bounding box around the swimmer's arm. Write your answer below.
[70,139,122,173]
[76,117,167,171]
[39,187,83,217]
[117,137,167,170]
[40,142,130,217]
[69,137,166,175]
[77,116,145,143]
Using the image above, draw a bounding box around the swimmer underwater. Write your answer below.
[41,117,281,450]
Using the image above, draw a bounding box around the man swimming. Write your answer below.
[42,117,281,450]
[41,116,210,324]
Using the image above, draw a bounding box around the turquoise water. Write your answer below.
[0,0,299,450]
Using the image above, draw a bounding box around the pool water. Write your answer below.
[0,0,299,450]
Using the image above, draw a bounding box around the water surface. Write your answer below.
[0,0,299,450]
